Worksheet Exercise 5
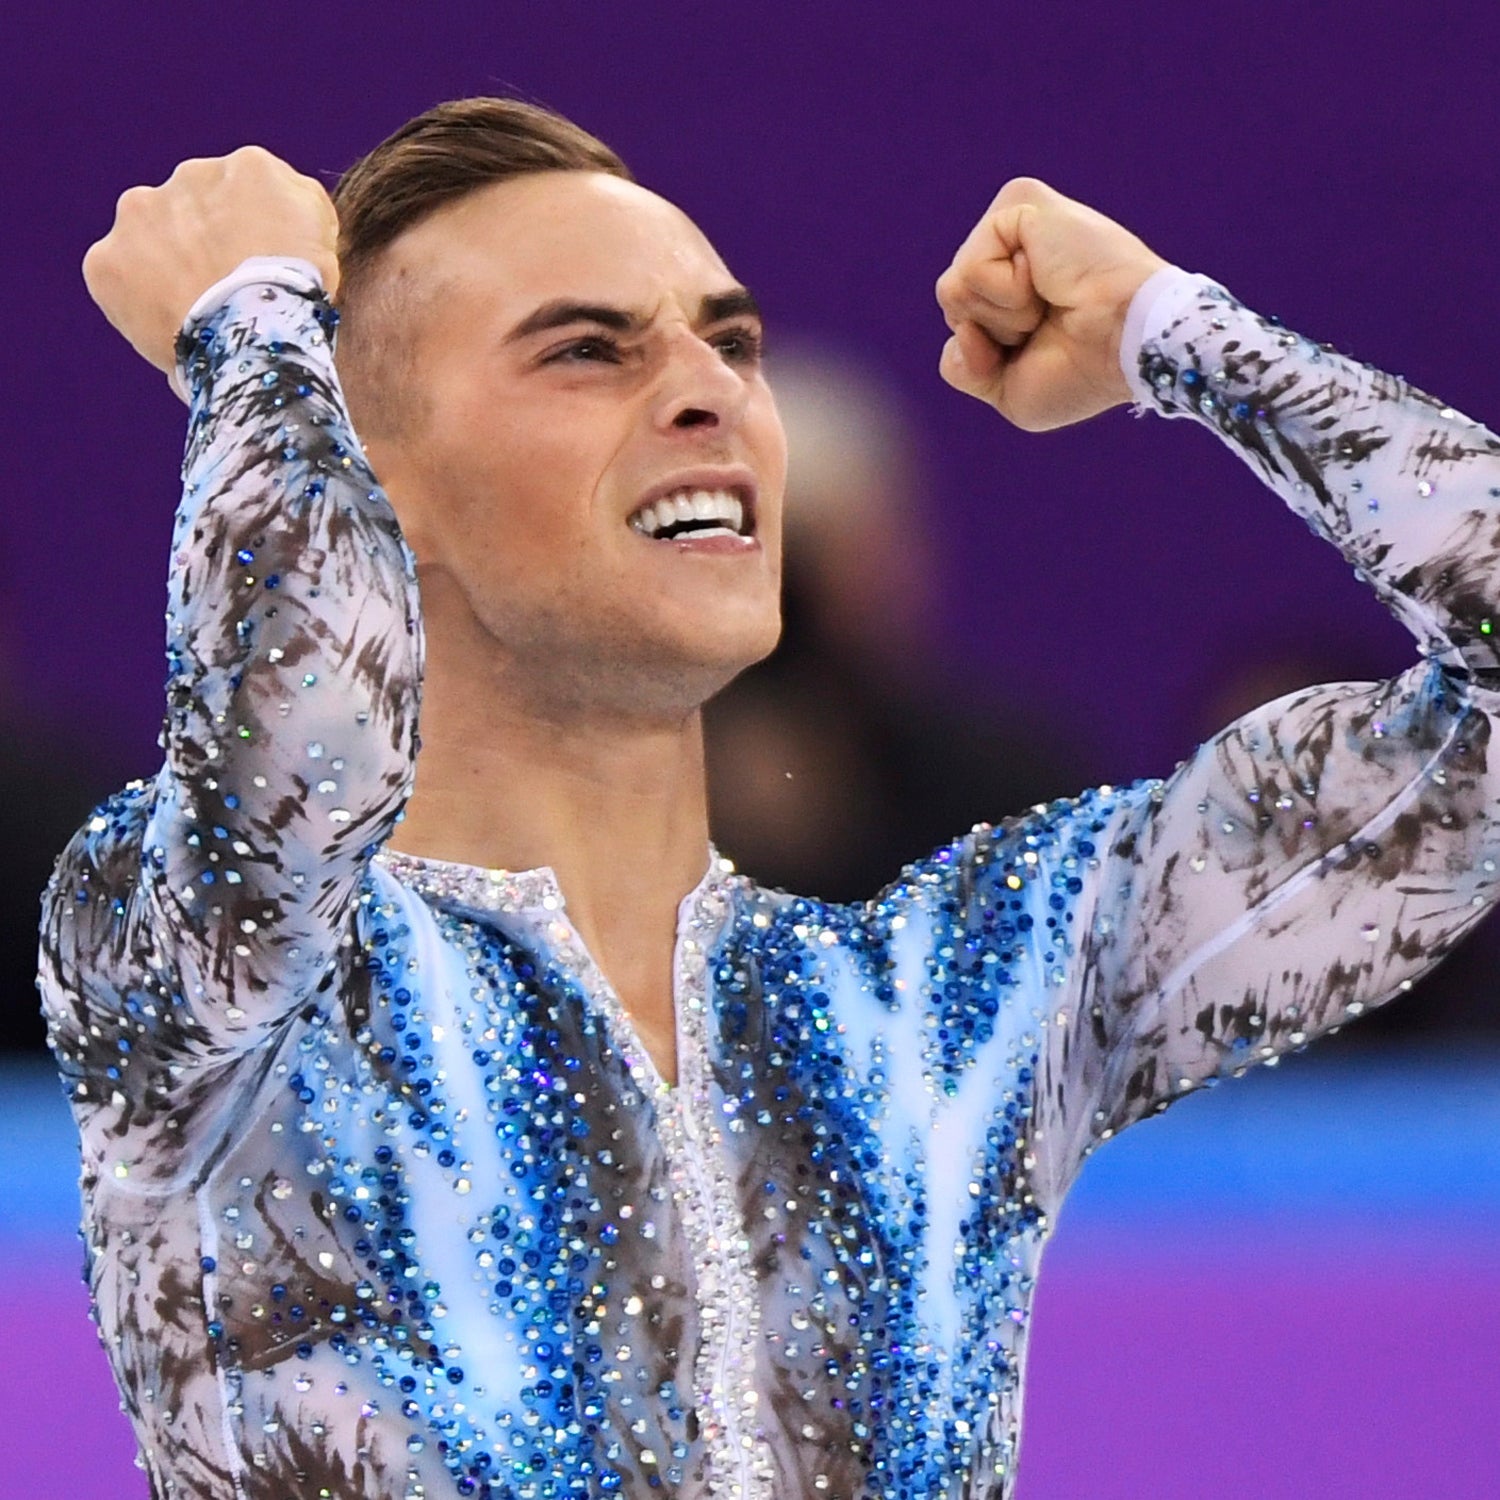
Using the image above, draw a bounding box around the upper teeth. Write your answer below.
[632,488,746,538]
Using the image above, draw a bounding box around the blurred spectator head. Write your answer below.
[769,345,934,674]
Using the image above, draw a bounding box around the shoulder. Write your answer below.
[724,782,1158,956]
[883,782,1160,915]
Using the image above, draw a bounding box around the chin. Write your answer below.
[651,587,779,658]
[649,611,783,712]
[701,608,781,671]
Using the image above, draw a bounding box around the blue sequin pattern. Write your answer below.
[38,269,1500,1498]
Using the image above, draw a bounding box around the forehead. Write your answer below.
[387,171,735,309]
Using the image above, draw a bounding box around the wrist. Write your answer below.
[170,258,331,403]
[1117,265,1217,404]
[1101,259,1166,388]
[182,255,327,328]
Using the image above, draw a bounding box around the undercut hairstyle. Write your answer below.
[331,97,634,435]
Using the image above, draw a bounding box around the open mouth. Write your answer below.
[628,487,754,542]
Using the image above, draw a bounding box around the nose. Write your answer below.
[653,330,751,435]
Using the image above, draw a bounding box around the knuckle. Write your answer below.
[167,155,218,183]
[937,265,974,305]
[1002,175,1048,199]
[80,239,108,281]
[229,144,283,178]
[114,184,152,216]
[995,177,1050,216]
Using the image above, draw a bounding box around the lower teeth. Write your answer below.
[655,526,739,541]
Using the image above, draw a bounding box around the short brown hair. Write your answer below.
[333,97,633,434]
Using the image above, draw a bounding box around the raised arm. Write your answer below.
[935,183,1500,1199]
[1068,272,1500,1142]
[43,149,421,1069]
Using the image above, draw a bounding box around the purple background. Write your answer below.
[12,1237,1498,1498]
[9,1051,1500,1498]
[7,3,1500,1495]
[10,1,1500,785]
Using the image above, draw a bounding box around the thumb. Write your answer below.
[986,177,1068,254]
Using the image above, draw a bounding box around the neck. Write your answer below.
[395,684,713,904]
[389,597,715,1085]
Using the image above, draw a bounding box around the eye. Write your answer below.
[546,334,623,364]
[711,325,765,364]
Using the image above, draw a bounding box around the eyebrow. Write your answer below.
[503,287,763,343]
[700,288,762,325]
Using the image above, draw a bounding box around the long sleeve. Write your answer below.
[40,270,422,1085]
[1034,271,1500,1195]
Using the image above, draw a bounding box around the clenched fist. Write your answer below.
[82,146,340,376]
[935,178,1168,431]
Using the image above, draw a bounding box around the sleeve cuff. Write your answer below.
[1118,265,1219,405]
[169,256,328,400]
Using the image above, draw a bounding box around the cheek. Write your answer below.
[749,412,790,547]
[432,399,612,550]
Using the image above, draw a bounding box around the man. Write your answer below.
[47,97,1500,1498]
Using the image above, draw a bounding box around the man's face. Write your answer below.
[362,171,786,719]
